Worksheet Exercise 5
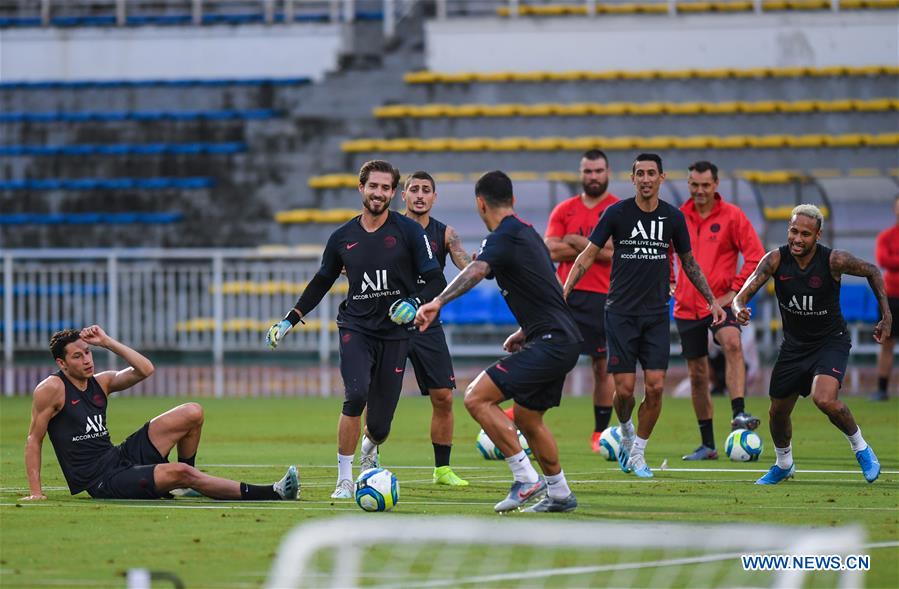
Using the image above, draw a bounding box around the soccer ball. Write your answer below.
[725,429,763,462]
[475,429,532,460]
[598,426,622,461]
[354,467,399,512]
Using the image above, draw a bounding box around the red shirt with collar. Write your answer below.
[876,223,899,297]
[545,193,620,294]
[674,193,765,320]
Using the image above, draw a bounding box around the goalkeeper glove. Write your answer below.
[388,297,420,325]
[266,310,303,349]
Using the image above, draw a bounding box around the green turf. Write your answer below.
[1,394,897,588]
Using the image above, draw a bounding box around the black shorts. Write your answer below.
[888,297,899,333]
[87,422,168,499]
[485,337,580,412]
[605,310,670,373]
[567,290,608,359]
[675,307,741,359]
[408,324,456,395]
[339,328,408,422]
[769,337,852,399]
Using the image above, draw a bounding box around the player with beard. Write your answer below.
[401,171,471,486]
[266,160,447,499]
[733,204,889,484]
[544,149,619,452]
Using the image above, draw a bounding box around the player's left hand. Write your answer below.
[873,315,892,344]
[415,300,441,331]
[79,325,111,348]
[389,297,420,325]
[709,302,726,326]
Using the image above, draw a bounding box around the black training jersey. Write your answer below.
[476,214,581,344]
[589,198,691,316]
[774,244,848,346]
[317,210,440,339]
[46,371,119,494]
[417,217,448,331]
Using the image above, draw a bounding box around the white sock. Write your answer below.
[774,445,793,469]
[846,427,867,453]
[632,435,648,457]
[546,471,571,499]
[361,435,377,457]
[505,450,539,483]
[620,419,635,439]
[338,453,353,482]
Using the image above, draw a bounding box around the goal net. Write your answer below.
[265,516,865,589]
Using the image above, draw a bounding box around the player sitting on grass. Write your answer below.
[22,326,298,501]
[733,205,889,485]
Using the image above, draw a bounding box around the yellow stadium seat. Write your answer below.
[665,102,704,115]
[853,98,893,111]
[730,67,771,78]
[451,137,491,151]
[839,0,864,7]
[637,2,670,13]
[507,171,542,181]
[526,137,567,151]
[779,100,818,113]
[404,71,439,84]
[510,72,550,82]
[410,104,450,118]
[308,174,356,189]
[517,103,560,116]
[439,72,476,84]
[489,137,530,151]
[547,71,592,82]
[449,104,484,117]
[806,65,848,77]
[496,6,511,16]
[474,71,516,83]
[591,102,630,116]
[702,101,740,114]
[638,136,677,150]
[619,69,660,80]
[545,171,580,182]
[598,136,640,150]
[849,168,881,177]
[378,138,416,152]
[738,101,780,114]
[314,209,359,223]
[432,173,466,182]
[747,135,789,148]
[769,66,810,77]
[585,70,626,81]
[846,65,886,76]
[567,137,602,151]
[416,138,453,151]
[809,168,842,178]
[762,0,788,9]
[627,102,666,115]
[558,103,593,116]
[713,135,750,149]
[712,0,753,10]
[656,69,694,79]
[785,134,828,148]
[672,136,716,149]
[600,3,640,14]
[341,139,378,152]
[373,105,409,118]
[275,209,316,224]
[475,104,515,117]
[678,2,713,12]
[788,0,830,9]
[868,0,899,8]
[866,133,899,147]
[823,134,865,148]
[693,68,734,79]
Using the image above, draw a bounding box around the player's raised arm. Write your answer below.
[732,249,781,325]
[415,260,491,332]
[22,377,65,500]
[84,325,155,394]
[445,225,472,271]
[830,249,892,342]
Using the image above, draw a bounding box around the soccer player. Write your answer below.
[563,153,725,478]
[544,150,619,451]
[266,160,446,499]
[872,195,899,401]
[416,171,582,513]
[23,326,298,501]
[733,204,889,484]
[673,161,765,461]
[401,171,470,486]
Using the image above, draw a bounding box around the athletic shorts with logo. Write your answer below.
[566,290,608,359]
[769,336,851,399]
[485,335,580,411]
[605,310,670,373]
[408,324,455,395]
[675,307,741,359]
[87,422,169,499]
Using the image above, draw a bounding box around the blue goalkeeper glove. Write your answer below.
[266,310,303,349]
[388,297,420,325]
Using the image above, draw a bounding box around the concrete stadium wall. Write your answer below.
[425,12,898,72]
[0,24,341,81]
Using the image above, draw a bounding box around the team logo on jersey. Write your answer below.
[383,236,397,249]
[807,275,823,289]
[71,413,109,442]
[619,220,668,260]
[710,223,721,233]
[361,270,389,293]
[788,295,814,311]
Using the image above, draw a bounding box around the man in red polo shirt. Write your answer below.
[873,195,899,401]
[545,149,620,451]
[674,161,765,460]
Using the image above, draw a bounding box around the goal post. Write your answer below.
[265,516,866,589]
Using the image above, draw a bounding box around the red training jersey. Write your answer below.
[545,193,619,294]
[876,223,899,297]
[674,193,765,320]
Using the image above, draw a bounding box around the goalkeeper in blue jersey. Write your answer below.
[416,171,582,513]
[266,160,446,500]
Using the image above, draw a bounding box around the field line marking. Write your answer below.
[198,464,899,474]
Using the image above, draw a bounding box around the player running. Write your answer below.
[564,153,724,478]
[733,204,889,484]
[266,160,446,499]
[401,171,470,486]
[544,150,619,452]
[673,161,765,461]
[416,171,581,513]
[24,326,298,501]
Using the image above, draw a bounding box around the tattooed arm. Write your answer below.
[415,260,491,331]
[562,242,600,300]
[679,251,726,325]
[445,225,472,271]
[831,249,892,342]
[732,249,781,325]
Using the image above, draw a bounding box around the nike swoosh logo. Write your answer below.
[658,216,667,220]
[495,363,508,373]
[518,481,543,500]
[832,368,842,374]
[71,399,80,405]
[778,275,793,281]
[347,242,359,249]
[394,367,403,374]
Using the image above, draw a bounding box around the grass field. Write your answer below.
[1,393,897,588]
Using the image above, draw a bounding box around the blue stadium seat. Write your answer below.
[491,291,517,325]
[0,284,108,296]
[840,284,877,322]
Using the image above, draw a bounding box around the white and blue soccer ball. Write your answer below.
[354,467,399,512]
[725,429,763,462]
[475,429,532,460]
[598,426,622,462]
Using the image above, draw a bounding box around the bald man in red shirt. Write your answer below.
[873,195,899,401]
[673,161,765,460]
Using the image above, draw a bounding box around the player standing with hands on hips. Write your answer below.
[266,160,446,499]
[732,204,888,484]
